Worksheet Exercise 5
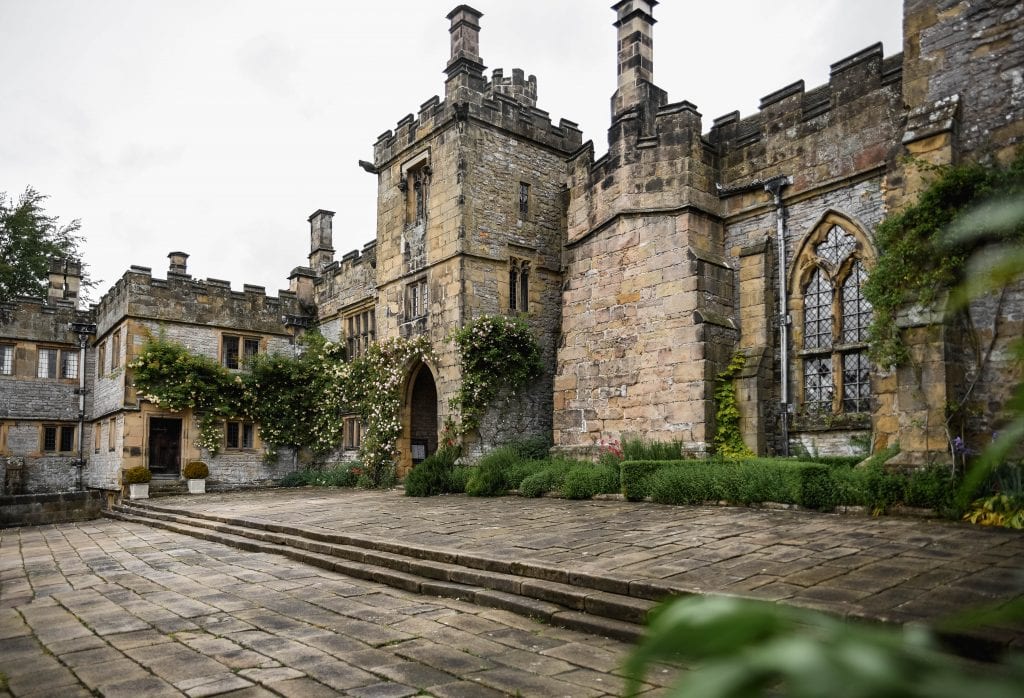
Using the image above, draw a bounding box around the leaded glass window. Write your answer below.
[803,356,833,413]
[815,225,856,268]
[803,270,832,350]
[842,352,871,412]
[797,218,876,417]
[841,260,871,343]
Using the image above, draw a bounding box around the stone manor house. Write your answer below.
[2,1,1022,496]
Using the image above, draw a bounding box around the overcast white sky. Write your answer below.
[0,1,902,301]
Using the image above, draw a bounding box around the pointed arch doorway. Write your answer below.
[399,362,438,476]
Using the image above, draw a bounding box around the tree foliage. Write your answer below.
[0,187,91,306]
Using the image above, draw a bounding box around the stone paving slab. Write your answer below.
[133,488,1024,644]
[0,519,668,697]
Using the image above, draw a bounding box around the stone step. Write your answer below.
[106,502,654,642]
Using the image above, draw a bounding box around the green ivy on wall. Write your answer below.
[712,353,753,460]
[130,331,434,486]
[864,152,1024,368]
[447,314,543,439]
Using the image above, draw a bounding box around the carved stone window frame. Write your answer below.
[789,211,876,417]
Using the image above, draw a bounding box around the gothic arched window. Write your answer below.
[793,219,875,415]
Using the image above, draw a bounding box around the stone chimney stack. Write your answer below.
[168,251,189,276]
[445,6,486,95]
[308,209,335,273]
[47,258,82,307]
[611,0,657,116]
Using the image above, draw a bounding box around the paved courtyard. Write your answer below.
[1,489,1022,697]
[147,489,1024,636]
[0,518,674,697]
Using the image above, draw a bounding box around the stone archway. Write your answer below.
[399,362,438,476]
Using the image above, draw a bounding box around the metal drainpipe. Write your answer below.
[764,177,793,456]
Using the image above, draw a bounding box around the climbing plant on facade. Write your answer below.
[864,152,1024,368]
[341,336,435,487]
[131,332,435,487]
[448,314,543,438]
[712,353,753,460]
[244,333,349,455]
[129,335,244,455]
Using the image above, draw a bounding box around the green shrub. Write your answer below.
[465,446,522,496]
[182,461,209,479]
[449,465,473,493]
[518,460,573,497]
[279,470,309,487]
[648,464,716,505]
[560,463,620,500]
[279,463,361,488]
[621,460,669,500]
[905,465,959,513]
[403,446,460,497]
[622,438,683,461]
[123,466,152,484]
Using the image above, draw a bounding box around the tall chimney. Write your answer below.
[445,6,485,86]
[611,0,657,116]
[308,209,335,272]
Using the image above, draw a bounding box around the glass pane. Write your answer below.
[815,225,857,268]
[226,422,240,448]
[62,351,79,379]
[841,261,872,343]
[803,356,834,413]
[242,423,254,449]
[44,427,57,451]
[60,427,75,452]
[842,352,872,412]
[1,345,13,374]
[243,338,260,362]
[223,337,239,369]
[803,270,833,349]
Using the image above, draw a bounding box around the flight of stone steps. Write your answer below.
[106,500,667,642]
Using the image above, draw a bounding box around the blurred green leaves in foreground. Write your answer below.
[624,596,1024,697]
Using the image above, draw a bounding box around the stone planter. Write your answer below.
[129,483,149,500]
[187,478,206,494]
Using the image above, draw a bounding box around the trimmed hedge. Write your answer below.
[621,448,960,514]
[561,463,620,500]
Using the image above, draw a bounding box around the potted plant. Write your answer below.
[124,466,152,499]
[183,461,209,494]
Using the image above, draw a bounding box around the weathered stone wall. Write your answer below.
[902,0,1024,161]
[0,297,94,492]
[364,39,580,467]
[0,491,103,528]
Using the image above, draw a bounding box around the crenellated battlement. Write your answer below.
[373,71,582,167]
[708,44,902,158]
[92,257,303,336]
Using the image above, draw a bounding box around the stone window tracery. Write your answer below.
[794,218,874,416]
[509,258,530,312]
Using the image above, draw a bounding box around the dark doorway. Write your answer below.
[148,417,182,476]
[409,365,438,463]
